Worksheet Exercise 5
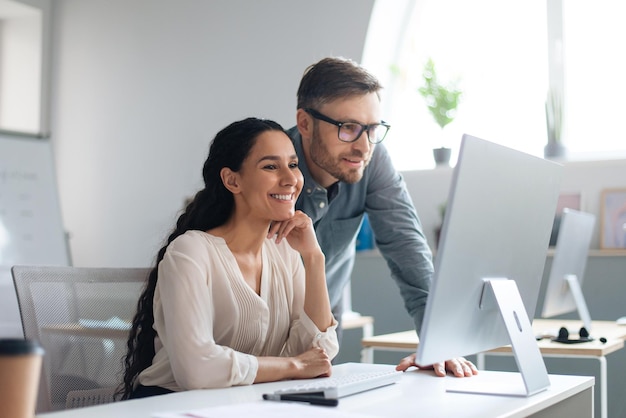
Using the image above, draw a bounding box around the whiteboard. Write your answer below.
[0,133,69,336]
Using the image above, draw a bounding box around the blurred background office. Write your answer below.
[2,0,624,268]
[1,1,626,416]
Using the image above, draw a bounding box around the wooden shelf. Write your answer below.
[547,249,626,257]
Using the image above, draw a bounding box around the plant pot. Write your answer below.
[433,147,451,166]
[544,142,566,159]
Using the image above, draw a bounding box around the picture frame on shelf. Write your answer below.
[557,192,582,213]
[600,188,626,249]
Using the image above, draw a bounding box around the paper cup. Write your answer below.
[0,339,44,418]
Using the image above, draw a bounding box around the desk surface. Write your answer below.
[362,319,626,357]
[36,363,593,418]
[42,323,129,340]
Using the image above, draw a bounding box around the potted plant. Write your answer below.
[418,58,462,166]
[544,88,566,159]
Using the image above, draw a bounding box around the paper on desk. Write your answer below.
[152,401,374,418]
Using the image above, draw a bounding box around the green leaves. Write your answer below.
[418,58,462,129]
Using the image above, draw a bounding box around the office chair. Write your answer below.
[11,265,149,412]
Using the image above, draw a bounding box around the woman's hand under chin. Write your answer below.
[267,211,320,255]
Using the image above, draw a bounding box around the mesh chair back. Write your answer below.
[65,387,117,409]
[11,265,149,412]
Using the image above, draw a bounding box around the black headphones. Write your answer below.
[552,327,607,344]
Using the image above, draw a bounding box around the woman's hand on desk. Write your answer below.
[255,347,332,383]
[395,353,478,377]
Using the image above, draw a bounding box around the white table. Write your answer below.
[361,319,624,418]
[36,363,593,418]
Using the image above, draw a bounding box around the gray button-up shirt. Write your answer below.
[288,127,434,335]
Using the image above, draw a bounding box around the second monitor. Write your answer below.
[541,208,596,335]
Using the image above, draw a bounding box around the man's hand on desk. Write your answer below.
[395,353,478,377]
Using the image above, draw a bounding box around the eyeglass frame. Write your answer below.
[304,108,390,144]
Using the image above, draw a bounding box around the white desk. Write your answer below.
[36,363,593,418]
[361,319,624,418]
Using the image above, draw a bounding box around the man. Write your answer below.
[286,56,476,377]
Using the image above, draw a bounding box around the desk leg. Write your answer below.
[359,323,374,363]
[598,355,607,418]
[476,352,485,370]
[361,347,374,363]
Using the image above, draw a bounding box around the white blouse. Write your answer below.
[137,230,339,391]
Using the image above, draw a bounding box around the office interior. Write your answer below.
[1,0,625,417]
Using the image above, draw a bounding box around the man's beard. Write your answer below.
[309,127,371,184]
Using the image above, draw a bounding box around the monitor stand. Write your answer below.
[563,274,593,333]
[445,278,550,397]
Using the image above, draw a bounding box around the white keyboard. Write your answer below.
[274,370,402,399]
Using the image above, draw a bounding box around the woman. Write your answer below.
[119,118,338,399]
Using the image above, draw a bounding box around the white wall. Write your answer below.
[50,0,375,267]
[403,158,626,251]
[45,0,626,268]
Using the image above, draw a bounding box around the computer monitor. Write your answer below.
[541,209,595,332]
[415,134,563,397]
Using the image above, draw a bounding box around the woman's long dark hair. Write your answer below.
[118,117,285,399]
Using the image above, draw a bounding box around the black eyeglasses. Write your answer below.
[304,108,390,144]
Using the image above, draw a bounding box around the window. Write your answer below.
[561,0,626,158]
[363,0,626,170]
[0,0,48,136]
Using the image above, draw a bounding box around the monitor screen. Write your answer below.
[541,209,595,330]
[415,134,563,396]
